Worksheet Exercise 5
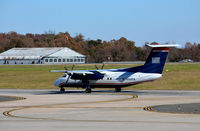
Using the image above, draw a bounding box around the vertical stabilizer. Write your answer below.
[143,44,178,73]
[125,44,178,74]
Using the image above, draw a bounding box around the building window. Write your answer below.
[54,59,57,62]
[74,59,77,62]
[45,59,48,62]
[63,59,65,62]
[58,59,61,62]
[78,59,80,62]
[50,59,53,62]
[70,59,73,62]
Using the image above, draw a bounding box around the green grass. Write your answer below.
[0,63,199,90]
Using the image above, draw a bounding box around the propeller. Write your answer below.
[95,65,98,70]
[101,63,104,69]
[72,64,75,70]
[94,63,105,70]
[64,65,68,70]
[64,64,75,71]
[64,64,75,84]
[66,74,71,84]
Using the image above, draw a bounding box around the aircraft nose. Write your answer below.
[53,78,67,87]
[53,79,60,87]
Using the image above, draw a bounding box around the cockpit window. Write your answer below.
[62,74,67,77]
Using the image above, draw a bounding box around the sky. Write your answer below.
[0,0,200,47]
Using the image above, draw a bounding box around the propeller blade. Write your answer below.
[66,75,70,84]
[101,63,105,69]
[95,65,98,70]
[64,64,68,70]
[72,64,75,70]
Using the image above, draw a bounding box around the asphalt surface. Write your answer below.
[0,95,22,102]
[1,89,200,131]
[152,103,200,114]
[1,89,200,96]
[1,90,200,114]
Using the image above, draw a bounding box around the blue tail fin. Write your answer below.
[142,47,169,73]
[124,44,177,74]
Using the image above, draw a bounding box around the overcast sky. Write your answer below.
[0,0,200,47]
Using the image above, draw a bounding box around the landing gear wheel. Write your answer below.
[115,87,121,92]
[60,87,65,93]
[84,80,91,93]
[85,88,91,93]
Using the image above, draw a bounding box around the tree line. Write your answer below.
[0,31,199,62]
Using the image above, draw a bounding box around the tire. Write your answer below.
[115,88,121,92]
[86,88,91,93]
[60,87,65,93]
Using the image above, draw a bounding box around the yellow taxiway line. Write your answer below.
[3,93,138,121]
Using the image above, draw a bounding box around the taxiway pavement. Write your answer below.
[0,89,200,131]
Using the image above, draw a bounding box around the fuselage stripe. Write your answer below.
[91,80,151,85]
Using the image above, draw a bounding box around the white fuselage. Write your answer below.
[54,70,162,88]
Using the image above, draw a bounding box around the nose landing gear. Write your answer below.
[115,87,121,92]
[60,87,65,93]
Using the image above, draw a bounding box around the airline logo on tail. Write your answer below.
[152,57,160,64]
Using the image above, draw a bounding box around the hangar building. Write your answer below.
[0,47,86,64]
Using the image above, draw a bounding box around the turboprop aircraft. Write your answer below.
[51,44,178,93]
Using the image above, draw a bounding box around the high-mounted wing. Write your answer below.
[50,70,105,80]
[50,70,68,73]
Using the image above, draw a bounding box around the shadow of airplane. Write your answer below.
[34,89,186,96]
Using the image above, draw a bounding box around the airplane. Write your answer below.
[51,44,178,93]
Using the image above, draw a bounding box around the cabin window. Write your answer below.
[58,59,61,62]
[54,59,57,62]
[70,59,73,62]
[78,59,80,62]
[107,77,112,80]
[62,74,67,77]
[67,59,69,62]
[81,59,84,62]
[74,59,77,62]
[63,59,65,62]
[49,59,53,62]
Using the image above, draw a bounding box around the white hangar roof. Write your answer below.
[0,47,85,60]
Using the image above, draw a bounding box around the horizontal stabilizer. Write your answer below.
[146,44,179,48]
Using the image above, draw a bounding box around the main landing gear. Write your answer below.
[115,87,121,92]
[85,88,91,93]
[84,80,92,93]
[60,87,65,93]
